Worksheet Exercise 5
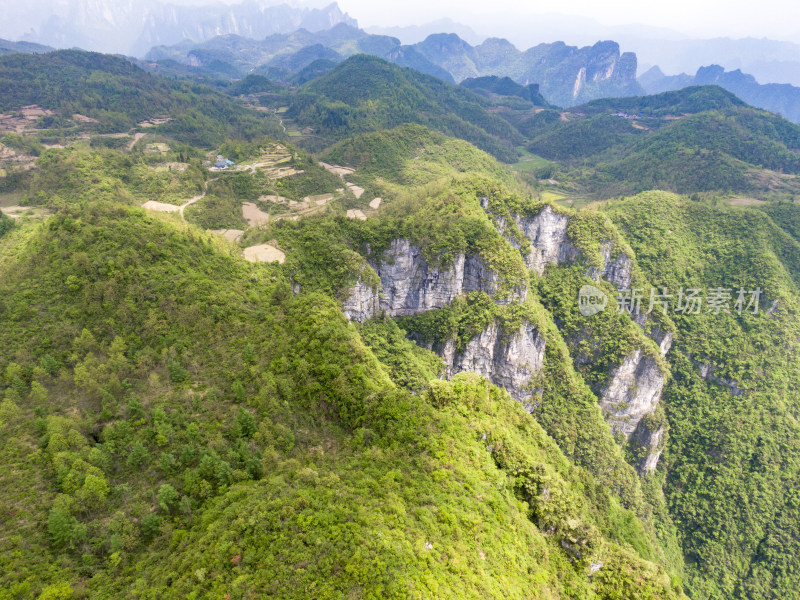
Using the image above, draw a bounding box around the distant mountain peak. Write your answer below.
[641,62,800,122]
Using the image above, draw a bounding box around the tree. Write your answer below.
[47,508,74,548]
[37,582,73,600]
[140,513,162,541]
[157,484,178,512]
[233,408,256,439]
[79,473,110,507]
[127,442,150,470]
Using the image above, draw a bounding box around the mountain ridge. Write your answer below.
[640,63,800,122]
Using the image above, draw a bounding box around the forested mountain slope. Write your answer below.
[524,86,800,198]
[0,191,685,599]
[0,50,282,145]
[3,47,800,600]
[289,55,522,161]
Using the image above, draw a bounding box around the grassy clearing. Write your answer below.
[0,191,25,207]
[512,150,554,172]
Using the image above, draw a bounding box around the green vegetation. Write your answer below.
[460,76,553,107]
[581,85,746,116]
[0,50,283,145]
[600,192,800,599]
[3,47,800,600]
[290,55,522,162]
[522,87,800,198]
[324,124,516,191]
[11,145,204,207]
[0,210,12,237]
[0,199,683,599]
[528,114,646,161]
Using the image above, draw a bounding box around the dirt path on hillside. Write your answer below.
[127,132,146,151]
[179,192,205,221]
[143,179,212,223]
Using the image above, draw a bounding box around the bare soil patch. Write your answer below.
[320,162,355,177]
[138,117,172,128]
[242,202,270,227]
[244,243,285,263]
[211,229,244,242]
[1,205,50,219]
[728,197,766,206]
[346,209,367,221]
[346,183,365,199]
[142,201,181,213]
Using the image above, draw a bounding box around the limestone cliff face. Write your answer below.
[413,36,642,107]
[343,238,526,322]
[341,208,672,475]
[342,279,379,323]
[588,241,632,290]
[631,423,666,475]
[420,321,545,403]
[517,206,580,274]
[486,201,578,275]
[598,350,666,439]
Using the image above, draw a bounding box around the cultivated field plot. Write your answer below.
[233,144,302,178]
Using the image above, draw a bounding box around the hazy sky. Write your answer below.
[335,0,800,41]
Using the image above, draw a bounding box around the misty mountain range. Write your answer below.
[640,64,800,122]
[146,24,641,107]
[0,0,357,57]
[375,14,800,88]
[1,0,798,119]
[144,23,800,119]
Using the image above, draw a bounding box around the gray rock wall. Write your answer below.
[445,322,546,402]
[598,349,666,439]
[343,238,526,322]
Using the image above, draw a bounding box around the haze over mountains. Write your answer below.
[0,0,357,56]
[640,64,800,122]
[146,25,642,107]
[2,0,799,116]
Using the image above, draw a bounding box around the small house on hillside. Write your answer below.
[214,154,236,169]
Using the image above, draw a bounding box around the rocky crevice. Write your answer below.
[485,201,578,275]
[596,349,668,473]
[688,355,744,396]
[416,321,546,404]
[631,422,666,475]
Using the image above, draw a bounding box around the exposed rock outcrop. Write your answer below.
[517,206,580,274]
[342,279,379,323]
[378,239,525,315]
[343,238,526,322]
[593,347,669,473]
[588,241,632,290]
[419,321,546,403]
[598,349,666,439]
[485,200,578,275]
[631,423,666,475]
[413,36,642,106]
[649,327,673,357]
